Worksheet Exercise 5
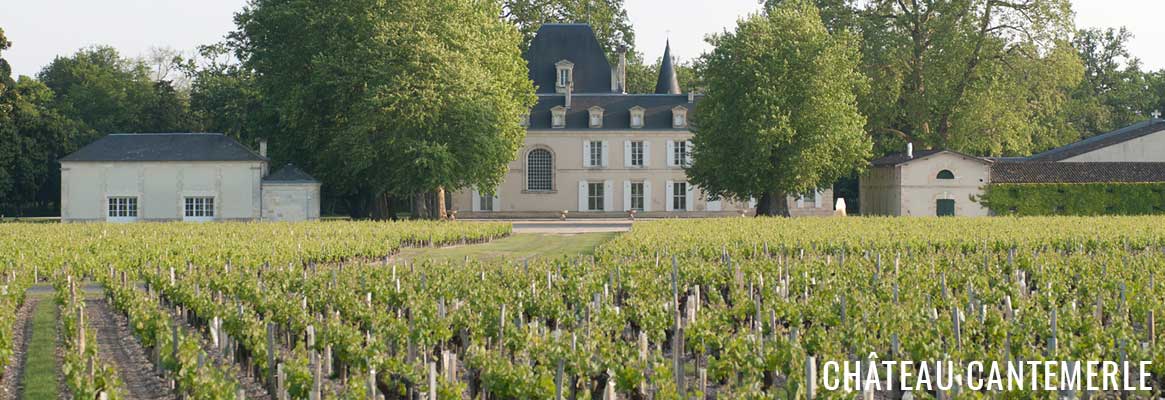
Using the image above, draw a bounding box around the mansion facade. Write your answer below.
[454,24,834,218]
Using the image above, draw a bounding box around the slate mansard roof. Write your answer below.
[1027,119,1165,161]
[527,94,697,131]
[61,133,267,162]
[526,24,612,94]
[991,162,1165,184]
[263,164,319,184]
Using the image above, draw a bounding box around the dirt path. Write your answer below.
[85,298,175,400]
[0,298,35,400]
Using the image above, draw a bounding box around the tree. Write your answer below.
[234,0,536,220]
[0,28,90,215]
[771,0,1083,156]
[38,46,193,134]
[186,43,269,148]
[1068,28,1155,134]
[688,1,871,217]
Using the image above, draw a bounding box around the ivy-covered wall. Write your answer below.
[980,183,1165,216]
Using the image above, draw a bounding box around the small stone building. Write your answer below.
[261,164,321,221]
[60,133,320,222]
[860,149,992,216]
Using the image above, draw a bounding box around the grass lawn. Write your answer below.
[396,232,619,262]
[20,291,57,400]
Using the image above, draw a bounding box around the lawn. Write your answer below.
[395,232,619,262]
[20,291,57,400]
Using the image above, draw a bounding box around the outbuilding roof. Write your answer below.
[1027,119,1165,161]
[60,133,266,162]
[263,164,319,184]
[990,162,1165,183]
[869,149,990,166]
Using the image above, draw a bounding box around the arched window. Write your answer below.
[937,170,955,180]
[527,149,554,191]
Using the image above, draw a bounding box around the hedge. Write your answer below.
[979,183,1165,216]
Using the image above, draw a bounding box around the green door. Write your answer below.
[936,199,955,216]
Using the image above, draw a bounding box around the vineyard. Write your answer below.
[0,217,1163,399]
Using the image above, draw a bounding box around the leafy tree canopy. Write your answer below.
[688,0,871,216]
[233,0,536,218]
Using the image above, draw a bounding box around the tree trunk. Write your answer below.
[412,192,429,220]
[755,191,790,217]
[436,186,447,220]
[370,193,395,220]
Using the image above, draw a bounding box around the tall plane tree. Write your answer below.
[771,0,1082,156]
[688,1,871,217]
[233,0,536,219]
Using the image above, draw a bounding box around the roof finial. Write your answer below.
[1153,110,1161,119]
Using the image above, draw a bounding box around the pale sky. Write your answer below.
[2,0,1163,78]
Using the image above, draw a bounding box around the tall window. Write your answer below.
[937,170,955,179]
[672,182,687,211]
[673,141,689,167]
[588,182,605,211]
[527,149,553,191]
[630,141,644,167]
[184,197,215,219]
[479,193,493,211]
[589,140,603,167]
[630,182,645,211]
[558,69,570,87]
[107,197,138,218]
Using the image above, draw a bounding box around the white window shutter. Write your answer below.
[578,181,587,211]
[796,195,804,209]
[582,141,591,167]
[622,181,632,211]
[685,183,694,212]
[492,193,501,212]
[601,141,609,167]
[471,189,481,212]
[643,141,651,167]
[604,180,613,211]
[665,180,674,211]
[643,180,652,211]
[748,197,757,208]
[666,140,675,167]
[685,140,694,166]
[814,190,822,208]
[623,141,632,167]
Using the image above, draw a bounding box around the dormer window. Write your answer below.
[588,106,604,128]
[629,106,645,129]
[551,106,566,128]
[671,106,688,128]
[555,60,574,93]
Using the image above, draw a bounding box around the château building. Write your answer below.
[454,24,835,218]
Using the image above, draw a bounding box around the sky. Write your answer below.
[2,0,1163,78]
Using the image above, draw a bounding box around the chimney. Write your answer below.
[565,82,572,109]
[259,139,268,158]
[617,45,628,94]
[906,142,913,159]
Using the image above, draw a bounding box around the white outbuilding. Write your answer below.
[59,133,320,222]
